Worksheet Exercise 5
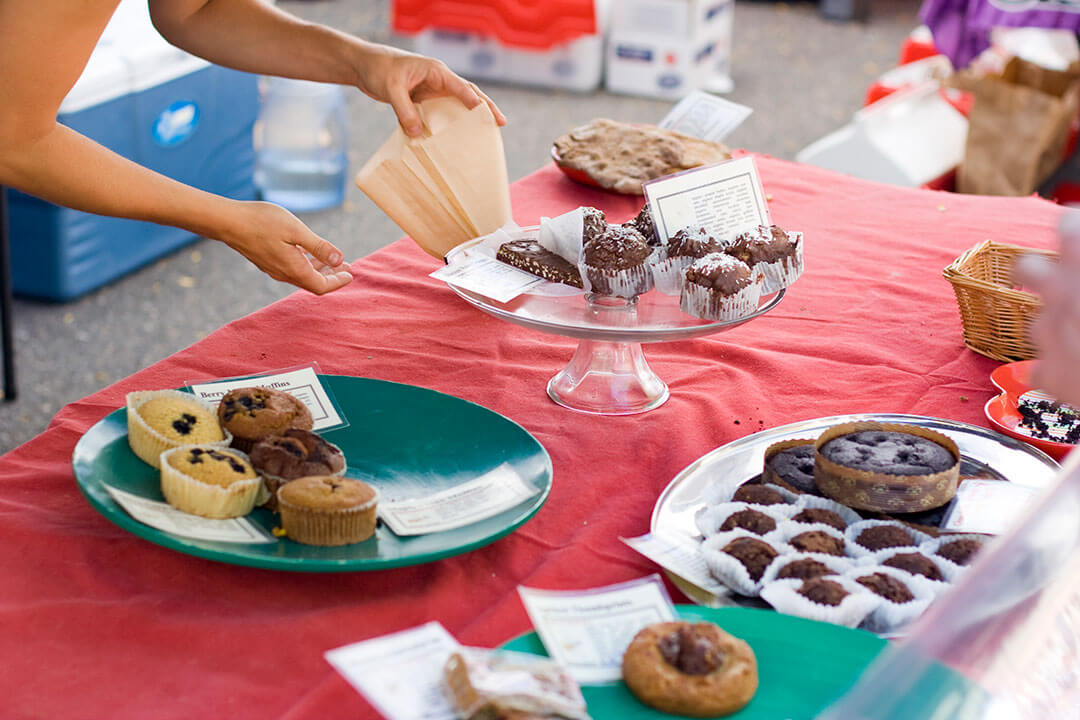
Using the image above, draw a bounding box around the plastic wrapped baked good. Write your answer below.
[444,648,590,720]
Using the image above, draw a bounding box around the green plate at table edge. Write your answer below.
[72,375,553,572]
[500,605,972,720]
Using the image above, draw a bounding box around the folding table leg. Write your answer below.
[0,186,15,402]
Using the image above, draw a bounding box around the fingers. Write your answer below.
[472,83,507,126]
[387,82,426,137]
[293,230,345,269]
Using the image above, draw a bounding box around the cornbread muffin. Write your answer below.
[622,621,757,717]
[159,445,260,518]
[126,390,229,469]
[217,386,313,452]
[249,429,346,511]
[680,253,761,321]
[581,224,654,298]
[278,476,378,546]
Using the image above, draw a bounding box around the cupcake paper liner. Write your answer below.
[859,548,958,588]
[680,279,761,322]
[703,480,799,508]
[920,533,990,571]
[278,486,380,546]
[791,494,864,529]
[158,445,259,519]
[126,390,231,469]
[257,461,348,511]
[694,501,797,538]
[844,565,938,635]
[759,575,881,629]
[846,519,935,559]
[649,255,693,296]
[755,233,804,294]
[580,260,654,299]
[760,551,855,586]
[771,522,852,559]
[700,530,792,597]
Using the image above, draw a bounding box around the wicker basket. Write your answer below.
[943,240,1056,362]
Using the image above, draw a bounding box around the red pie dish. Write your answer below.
[985,360,1075,461]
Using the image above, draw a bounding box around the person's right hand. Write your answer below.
[1015,210,1080,406]
[218,200,354,295]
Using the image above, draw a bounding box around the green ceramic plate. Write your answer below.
[72,375,552,571]
[502,605,885,720]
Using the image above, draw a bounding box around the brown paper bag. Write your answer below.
[955,57,1080,196]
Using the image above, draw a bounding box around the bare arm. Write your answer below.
[0,0,350,294]
[148,0,506,136]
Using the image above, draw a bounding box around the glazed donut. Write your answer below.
[622,621,757,717]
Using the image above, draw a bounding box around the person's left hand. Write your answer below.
[355,45,506,137]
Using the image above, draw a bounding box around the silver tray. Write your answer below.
[650,413,1060,606]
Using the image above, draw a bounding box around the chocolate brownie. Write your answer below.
[798,578,849,606]
[719,509,777,535]
[790,530,846,557]
[819,431,956,476]
[775,558,836,581]
[496,239,583,288]
[937,538,982,566]
[856,572,915,603]
[667,227,725,260]
[883,552,944,581]
[791,508,847,531]
[721,537,778,582]
[766,444,818,495]
[732,484,785,506]
[856,524,916,551]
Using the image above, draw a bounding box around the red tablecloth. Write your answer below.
[0,158,1064,719]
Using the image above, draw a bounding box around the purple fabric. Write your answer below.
[921,0,1080,67]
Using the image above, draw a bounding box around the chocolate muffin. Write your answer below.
[719,509,777,535]
[496,239,583,288]
[937,538,982,566]
[798,578,849,606]
[721,537,778,582]
[819,431,956,476]
[732,484,786,506]
[582,206,608,245]
[791,508,847,531]
[667,227,725,260]
[725,224,803,293]
[856,524,916,551]
[856,572,915,603]
[681,253,760,321]
[626,203,659,247]
[789,530,846,557]
[581,224,654,298]
[764,442,819,495]
[217,387,313,453]
[775,558,836,581]
[883,552,944,581]
[250,428,346,511]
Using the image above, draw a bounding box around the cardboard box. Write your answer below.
[605,0,734,100]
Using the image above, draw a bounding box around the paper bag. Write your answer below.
[955,57,1080,196]
[356,97,512,259]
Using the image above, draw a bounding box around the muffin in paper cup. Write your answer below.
[159,445,259,519]
[581,262,655,299]
[760,575,880,629]
[724,226,804,294]
[730,481,800,507]
[773,521,851,558]
[127,390,231,469]
[648,254,688,296]
[790,494,863,530]
[278,476,379,546]
[760,551,855,585]
[752,233,804,294]
[921,533,989,569]
[680,276,761,322]
[846,519,935,558]
[578,223,655,299]
[694,501,797,538]
[861,548,957,587]
[845,565,937,635]
[700,530,791,596]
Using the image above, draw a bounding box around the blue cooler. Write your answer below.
[9,1,258,301]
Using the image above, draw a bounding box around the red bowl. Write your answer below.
[985,360,1074,461]
[551,145,610,192]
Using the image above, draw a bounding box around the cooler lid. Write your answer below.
[392,0,598,50]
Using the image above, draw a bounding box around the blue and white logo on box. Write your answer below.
[153,101,200,148]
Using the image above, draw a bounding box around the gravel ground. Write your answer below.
[0,0,921,454]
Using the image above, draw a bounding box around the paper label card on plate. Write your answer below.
[941,479,1042,535]
[325,621,461,720]
[379,463,539,536]
[659,90,753,143]
[643,155,770,245]
[104,486,275,543]
[518,575,677,685]
[187,364,346,432]
[430,253,544,303]
[621,532,732,598]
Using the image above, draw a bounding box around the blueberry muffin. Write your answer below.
[127,389,229,469]
[217,386,313,452]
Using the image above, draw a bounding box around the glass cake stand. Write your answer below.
[443,239,785,415]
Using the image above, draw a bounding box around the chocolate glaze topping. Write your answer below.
[657,624,724,675]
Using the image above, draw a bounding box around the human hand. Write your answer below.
[218,201,353,295]
[357,45,506,137]
[1015,210,1080,406]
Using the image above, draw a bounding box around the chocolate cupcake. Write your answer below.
[625,204,659,247]
[725,224,804,293]
[798,578,849,606]
[250,428,346,511]
[217,387,313,453]
[732,484,786,506]
[856,524,916,551]
[668,227,725,260]
[883,552,944,581]
[719,509,777,535]
[763,440,819,495]
[789,530,846,557]
[721,537,778,582]
[580,224,654,298]
[680,253,761,321]
[791,508,847,532]
[776,558,836,581]
[856,572,915,603]
[937,538,982,566]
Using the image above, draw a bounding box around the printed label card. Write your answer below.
[659,91,754,143]
[621,532,733,599]
[941,479,1041,535]
[643,155,770,246]
[430,253,543,303]
[104,486,275,543]
[518,575,677,685]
